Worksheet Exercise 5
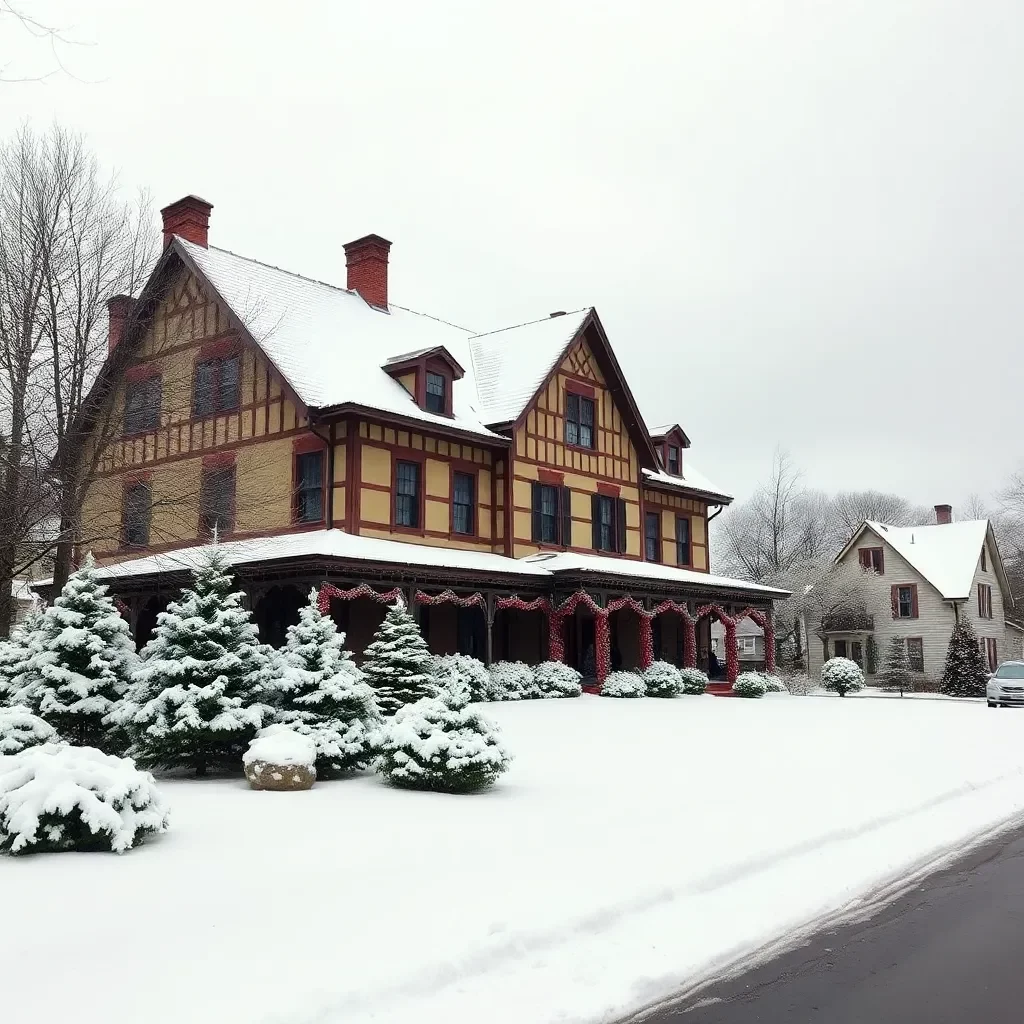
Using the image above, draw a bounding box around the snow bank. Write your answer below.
[244,727,317,768]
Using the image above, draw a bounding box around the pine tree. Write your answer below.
[940,617,989,698]
[878,635,911,696]
[272,590,380,777]
[12,555,137,750]
[118,547,274,775]
[361,598,437,715]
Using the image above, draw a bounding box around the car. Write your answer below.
[987,661,1024,707]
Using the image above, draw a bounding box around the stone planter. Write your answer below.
[244,759,316,792]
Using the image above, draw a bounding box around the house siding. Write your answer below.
[963,536,1006,664]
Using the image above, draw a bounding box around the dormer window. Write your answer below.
[425,371,446,414]
[667,445,680,475]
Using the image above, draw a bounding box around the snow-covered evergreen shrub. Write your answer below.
[11,555,137,751]
[643,661,683,697]
[782,672,814,695]
[0,637,29,708]
[878,635,911,695]
[271,590,380,777]
[432,654,491,706]
[732,672,767,698]
[116,547,274,775]
[488,661,533,700]
[376,697,511,793]
[940,618,989,697]
[0,743,169,855]
[532,661,582,698]
[600,671,646,698]
[0,705,56,755]
[678,668,709,695]
[361,599,437,715]
[821,656,865,697]
[760,673,787,693]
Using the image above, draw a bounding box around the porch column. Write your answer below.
[683,604,697,668]
[595,610,610,682]
[548,608,564,663]
[725,618,739,684]
[764,611,777,674]
[639,614,654,670]
[485,593,495,667]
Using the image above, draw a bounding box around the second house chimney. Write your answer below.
[160,195,213,249]
[344,234,392,309]
[935,503,952,525]
[107,294,134,354]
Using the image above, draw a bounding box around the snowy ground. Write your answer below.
[7,695,1024,1024]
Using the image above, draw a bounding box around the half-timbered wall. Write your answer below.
[642,488,710,572]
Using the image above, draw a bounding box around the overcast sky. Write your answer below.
[4,0,1022,509]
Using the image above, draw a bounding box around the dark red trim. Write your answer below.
[202,451,236,469]
[125,363,161,383]
[292,433,327,455]
[564,379,596,399]
[199,336,241,360]
[596,481,620,497]
[538,468,565,485]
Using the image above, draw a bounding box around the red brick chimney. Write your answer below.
[344,234,392,309]
[160,195,213,249]
[107,294,134,354]
[935,503,952,525]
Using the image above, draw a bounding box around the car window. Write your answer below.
[995,664,1024,679]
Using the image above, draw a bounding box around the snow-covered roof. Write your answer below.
[711,618,763,638]
[861,520,990,600]
[648,424,677,437]
[642,464,733,503]
[520,551,789,598]
[177,239,503,441]
[468,310,591,425]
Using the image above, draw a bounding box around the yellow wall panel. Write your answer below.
[571,520,591,548]
[513,478,533,508]
[333,444,346,483]
[361,445,391,487]
[361,487,391,524]
[426,458,449,498]
[425,499,448,532]
[692,515,707,544]
[626,530,640,557]
[513,510,532,540]
[693,546,708,571]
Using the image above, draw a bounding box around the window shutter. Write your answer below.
[890,585,899,618]
[978,584,983,617]
[910,584,919,618]
[560,486,572,547]
[616,498,627,553]
[531,482,542,543]
[591,494,601,550]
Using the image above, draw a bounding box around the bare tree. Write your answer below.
[829,490,928,541]
[1,3,77,83]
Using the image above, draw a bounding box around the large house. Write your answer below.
[807,504,1019,682]
[67,195,786,685]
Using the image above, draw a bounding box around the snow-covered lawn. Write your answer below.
[8,695,1024,1024]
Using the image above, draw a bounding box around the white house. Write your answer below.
[807,504,1017,682]
[712,618,765,672]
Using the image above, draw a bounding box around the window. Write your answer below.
[644,511,660,561]
[295,451,324,524]
[981,546,988,572]
[124,376,162,434]
[667,445,680,475]
[591,493,627,553]
[978,583,993,619]
[892,584,918,619]
[453,471,475,535]
[834,639,848,658]
[906,638,924,673]
[531,482,570,545]
[425,372,446,414]
[395,460,420,528]
[851,641,863,667]
[565,392,595,449]
[858,547,884,573]
[675,515,691,566]
[738,637,756,654]
[194,354,240,416]
[200,466,236,536]
[122,482,151,547]
[984,637,999,672]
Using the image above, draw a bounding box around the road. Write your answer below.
[638,821,1024,1024]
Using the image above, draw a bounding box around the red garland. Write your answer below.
[696,603,738,683]
[414,589,484,608]
[549,590,607,676]
[317,582,404,615]
[735,607,776,674]
[495,595,551,613]
[606,596,653,671]
[113,596,130,620]
[650,600,697,668]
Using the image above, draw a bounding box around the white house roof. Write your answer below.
[467,309,591,425]
[863,519,990,600]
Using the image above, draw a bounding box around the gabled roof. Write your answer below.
[649,422,691,448]
[837,519,1010,603]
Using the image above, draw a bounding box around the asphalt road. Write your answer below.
[639,821,1024,1024]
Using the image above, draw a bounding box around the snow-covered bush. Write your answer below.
[760,673,787,693]
[821,656,865,697]
[0,637,29,708]
[643,661,683,697]
[600,671,646,698]
[678,668,709,695]
[243,726,317,791]
[116,548,275,775]
[782,672,815,696]
[488,661,533,700]
[940,618,988,697]
[532,661,582,698]
[732,672,767,698]
[272,590,379,776]
[376,697,511,793]
[432,654,492,706]
[0,706,56,755]
[361,599,437,715]
[0,744,169,855]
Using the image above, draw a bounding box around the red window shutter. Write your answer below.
[910,584,919,618]
[890,585,899,618]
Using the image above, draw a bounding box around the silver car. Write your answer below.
[987,661,1024,707]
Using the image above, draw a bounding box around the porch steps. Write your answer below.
[705,682,735,697]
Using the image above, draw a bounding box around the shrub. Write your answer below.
[643,661,683,697]
[432,654,492,706]
[361,599,437,715]
[821,656,865,697]
[940,618,989,698]
[0,744,169,855]
[0,706,56,755]
[782,672,814,695]
[732,672,767,698]
[678,668,709,695]
[488,661,533,701]
[376,697,511,793]
[532,661,582,698]
[760,673,787,693]
[601,671,646,698]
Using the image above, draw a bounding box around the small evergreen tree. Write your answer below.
[361,598,437,715]
[940,618,989,698]
[273,590,380,776]
[118,548,274,775]
[11,555,137,750]
[879,635,911,696]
